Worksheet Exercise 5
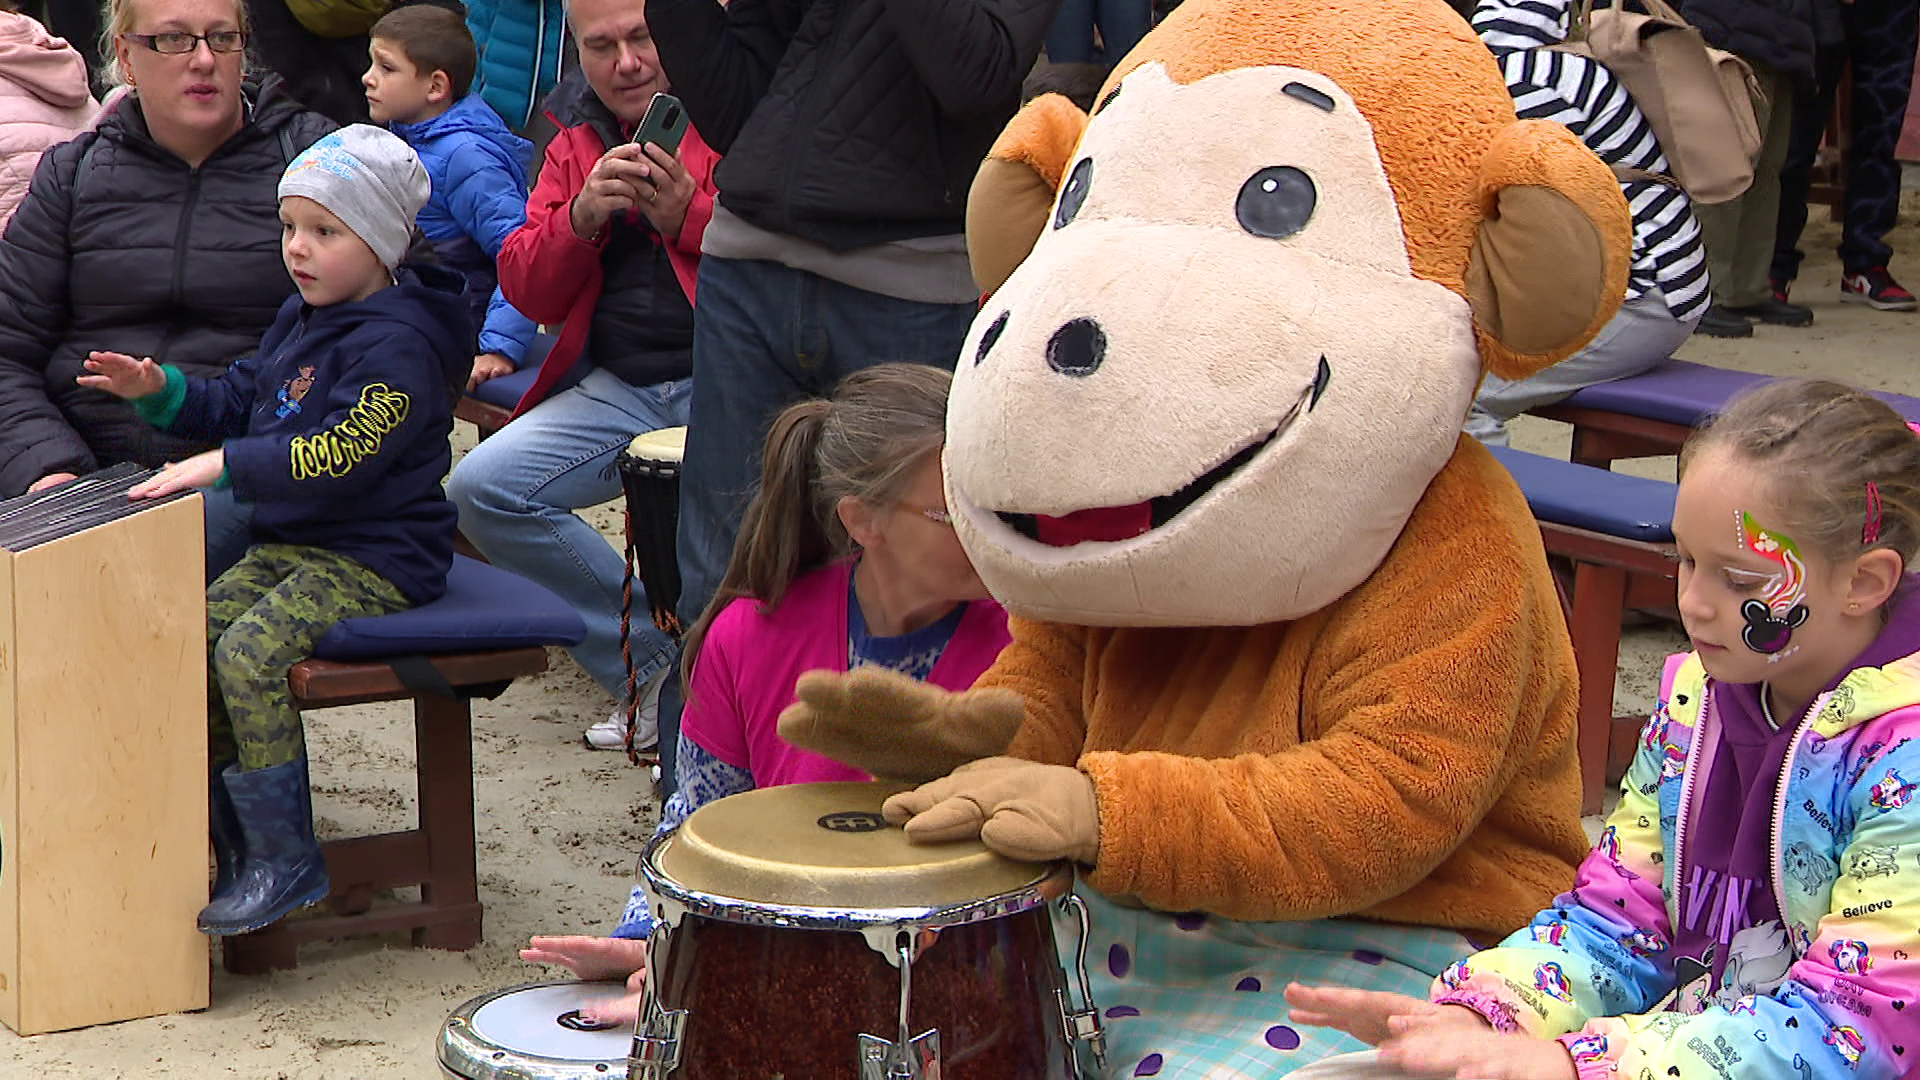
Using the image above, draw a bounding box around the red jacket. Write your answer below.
[497,90,718,417]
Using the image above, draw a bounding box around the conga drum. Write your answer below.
[438,981,629,1079]
[628,782,1108,1079]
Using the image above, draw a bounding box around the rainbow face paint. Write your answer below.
[1735,510,1809,657]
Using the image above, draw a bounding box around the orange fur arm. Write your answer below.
[983,616,1091,769]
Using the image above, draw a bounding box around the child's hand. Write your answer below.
[129,449,224,499]
[467,352,515,392]
[1285,984,1486,1046]
[1379,1025,1577,1080]
[520,934,647,982]
[77,351,166,399]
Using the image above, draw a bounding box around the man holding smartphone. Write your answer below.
[647,0,1060,791]
[448,0,721,763]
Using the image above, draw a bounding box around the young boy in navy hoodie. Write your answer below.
[78,125,473,937]
[364,2,539,391]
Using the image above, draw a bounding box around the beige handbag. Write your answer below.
[1553,0,1765,204]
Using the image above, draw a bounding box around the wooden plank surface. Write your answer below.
[2,494,209,1034]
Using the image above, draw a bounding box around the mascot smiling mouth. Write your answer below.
[997,356,1332,547]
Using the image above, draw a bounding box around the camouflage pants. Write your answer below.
[208,544,408,771]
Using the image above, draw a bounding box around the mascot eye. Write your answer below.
[1236,166,1317,239]
[1055,158,1093,229]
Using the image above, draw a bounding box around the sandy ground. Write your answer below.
[5,195,1918,1078]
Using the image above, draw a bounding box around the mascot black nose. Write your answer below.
[1046,318,1108,377]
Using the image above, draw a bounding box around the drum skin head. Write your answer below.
[625,426,687,464]
[656,782,1050,910]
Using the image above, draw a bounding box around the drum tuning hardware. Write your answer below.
[858,935,943,1079]
[627,923,688,1080]
[1056,893,1109,1077]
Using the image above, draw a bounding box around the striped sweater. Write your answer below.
[1473,0,1711,321]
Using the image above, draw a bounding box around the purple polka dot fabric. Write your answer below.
[1109,943,1133,979]
[1106,1006,1143,1018]
[1264,1025,1302,1051]
[1174,912,1208,931]
[1235,977,1262,992]
[1351,950,1385,965]
[1134,1053,1165,1076]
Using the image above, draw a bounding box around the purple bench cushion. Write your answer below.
[314,556,586,660]
[1556,360,1920,429]
[1487,446,1675,543]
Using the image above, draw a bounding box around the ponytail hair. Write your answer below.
[681,363,954,692]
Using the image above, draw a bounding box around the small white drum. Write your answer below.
[439,981,630,1079]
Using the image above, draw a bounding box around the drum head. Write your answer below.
[654,781,1051,911]
[439,981,629,1079]
[625,427,687,464]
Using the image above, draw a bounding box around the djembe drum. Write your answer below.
[626,782,1109,1079]
[613,426,687,760]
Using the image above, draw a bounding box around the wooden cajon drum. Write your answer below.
[0,481,209,1034]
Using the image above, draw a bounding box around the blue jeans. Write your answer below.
[665,255,975,789]
[447,368,693,703]
[202,486,254,584]
[1045,0,1152,64]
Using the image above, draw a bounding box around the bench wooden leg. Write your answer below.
[1568,561,1628,815]
[414,693,482,951]
[220,696,483,973]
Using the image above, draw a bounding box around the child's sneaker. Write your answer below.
[1840,267,1918,312]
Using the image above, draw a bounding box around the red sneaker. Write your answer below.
[1770,275,1792,304]
[1841,267,1918,312]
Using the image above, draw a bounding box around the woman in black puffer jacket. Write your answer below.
[0,0,333,499]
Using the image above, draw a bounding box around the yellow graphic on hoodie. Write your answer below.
[288,383,411,480]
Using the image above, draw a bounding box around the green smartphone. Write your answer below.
[631,92,688,158]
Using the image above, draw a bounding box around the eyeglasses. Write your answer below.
[896,502,953,526]
[122,31,248,55]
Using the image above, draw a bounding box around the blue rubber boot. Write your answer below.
[209,761,246,901]
[197,758,329,935]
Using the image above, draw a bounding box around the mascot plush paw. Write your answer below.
[790,0,1631,1074]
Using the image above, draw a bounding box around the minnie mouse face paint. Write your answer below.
[1735,510,1810,658]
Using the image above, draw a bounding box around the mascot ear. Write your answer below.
[1467,119,1634,381]
[967,94,1091,296]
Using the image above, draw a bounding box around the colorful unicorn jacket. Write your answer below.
[1435,641,1920,1080]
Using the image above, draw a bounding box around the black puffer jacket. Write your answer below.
[646,0,1058,251]
[0,75,334,496]
[1667,0,1815,81]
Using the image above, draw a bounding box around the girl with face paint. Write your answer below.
[1289,380,1920,1080]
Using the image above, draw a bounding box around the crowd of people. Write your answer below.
[0,0,1915,1076]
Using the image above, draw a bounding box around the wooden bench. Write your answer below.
[1489,446,1679,814]
[220,557,586,974]
[1531,360,1920,472]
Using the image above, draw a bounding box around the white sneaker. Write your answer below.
[584,670,665,752]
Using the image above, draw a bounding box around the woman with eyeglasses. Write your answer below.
[518,362,1012,1027]
[0,0,332,527]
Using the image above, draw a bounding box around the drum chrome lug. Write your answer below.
[625,1008,686,1080]
[858,1029,941,1079]
[858,934,944,1079]
[1057,893,1109,1076]
[628,921,688,1080]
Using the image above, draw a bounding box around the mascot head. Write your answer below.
[948,0,1631,626]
